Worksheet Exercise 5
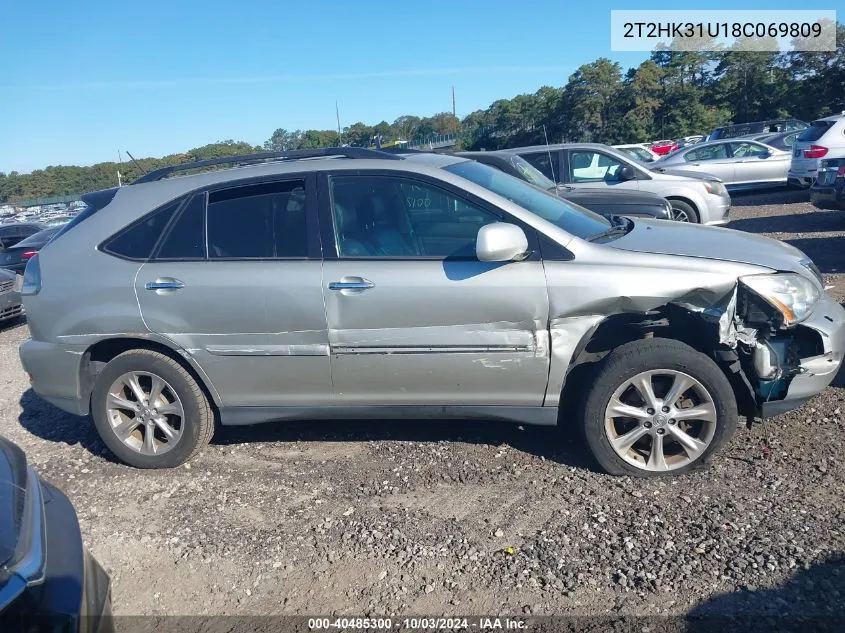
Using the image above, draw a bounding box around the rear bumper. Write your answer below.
[19,339,90,415]
[760,295,845,418]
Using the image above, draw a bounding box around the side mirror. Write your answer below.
[618,165,637,181]
[476,223,529,262]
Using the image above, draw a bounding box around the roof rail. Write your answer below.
[131,147,402,184]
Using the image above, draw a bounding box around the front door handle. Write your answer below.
[145,278,185,291]
[328,277,375,291]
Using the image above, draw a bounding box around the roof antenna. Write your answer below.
[125,151,148,176]
[543,124,557,183]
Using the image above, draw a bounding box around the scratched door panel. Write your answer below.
[322,259,550,405]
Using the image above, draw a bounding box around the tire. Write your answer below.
[668,199,699,223]
[578,338,737,477]
[91,349,214,468]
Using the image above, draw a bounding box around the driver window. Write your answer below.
[569,151,623,183]
[330,175,500,259]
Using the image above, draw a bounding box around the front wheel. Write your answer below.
[578,339,737,477]
[91,349,214,468]
[668,199,699,223]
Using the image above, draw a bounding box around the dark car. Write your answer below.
[0,228,60,275]
[455,151,674,221]
[0,223,44,249]
[709,119,806,141]
[810,156,845,210]
[743,130,804,152]
[0,436,113,632]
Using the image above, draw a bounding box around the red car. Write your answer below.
[650,140,679,156]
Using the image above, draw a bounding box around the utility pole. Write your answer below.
[452,86,456,131]
[336,101,343,145]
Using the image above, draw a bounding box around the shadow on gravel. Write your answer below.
[729,187,811,207]
[729,210,845,235]
[17,388,115,461]
[784,236,845,274]
[0,315,26,334]
[212,417,597,471]
[686,552,845,633]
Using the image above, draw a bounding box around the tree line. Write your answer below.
[2,23,842,203]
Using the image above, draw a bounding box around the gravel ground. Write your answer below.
[0,190,843,624]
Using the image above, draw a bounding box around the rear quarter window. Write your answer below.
[102,200,180,260]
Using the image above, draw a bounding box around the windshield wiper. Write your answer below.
[588,216,631,242]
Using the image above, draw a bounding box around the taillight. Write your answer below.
[803,145,828,159]
[20,250,38,261]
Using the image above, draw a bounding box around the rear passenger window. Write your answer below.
[103,201,179,260]
[207,181,308,259]
[523,152,560,182]
[156,194,206,259]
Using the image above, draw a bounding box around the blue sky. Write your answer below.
[0,0,825,173]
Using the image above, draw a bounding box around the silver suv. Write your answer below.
[19,149,845,476]
[506,143,732,224]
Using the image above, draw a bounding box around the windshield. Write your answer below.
[507,155,556,190]
[444,160,611,239]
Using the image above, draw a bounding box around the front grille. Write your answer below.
[0,279,14,294]
[0,304,22,321]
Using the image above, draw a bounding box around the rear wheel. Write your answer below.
[668,199,699,223]
[578,339,737,477]
[91,349,214,468]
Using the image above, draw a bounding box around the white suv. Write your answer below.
[789,111,845,187]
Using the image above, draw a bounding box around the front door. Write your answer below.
[319,171,551,405]
[135,177,331,408]
[564,149,638,191]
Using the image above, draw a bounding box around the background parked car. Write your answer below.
[506,143,731,224]
[811,155,845,210]
[613,144,659,163]
[654,139,791,190]
[0,268,22,324]
[649,140,678,156]
[741,130,804,152]
[455,151,673,221]
[709,118,807,141]
[0,436,113,632]
[0,227,60,275]
[789,112,845,188]
[0,223,44,250]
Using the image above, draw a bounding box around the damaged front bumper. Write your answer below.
[757,294,845,418]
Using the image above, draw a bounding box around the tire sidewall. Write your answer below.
[669,200,700,224]
[91,352,205,468]
[581,342,737,477]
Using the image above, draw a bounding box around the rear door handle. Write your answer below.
[145,278,185,291]
[328,277,375,291]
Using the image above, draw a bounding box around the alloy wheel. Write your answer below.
[105,371,185,456]
[604,369,717,472]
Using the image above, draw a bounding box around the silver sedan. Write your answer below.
[654,140,791,190]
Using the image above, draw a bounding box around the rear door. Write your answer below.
[676,143,735,182]
[134,175,331,408]
[791,120,836,180]
[319,170,550,406]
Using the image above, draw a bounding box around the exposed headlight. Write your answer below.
[740,273,820,326]
[702,180,726,196]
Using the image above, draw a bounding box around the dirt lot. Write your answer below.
[1,191,843,623]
